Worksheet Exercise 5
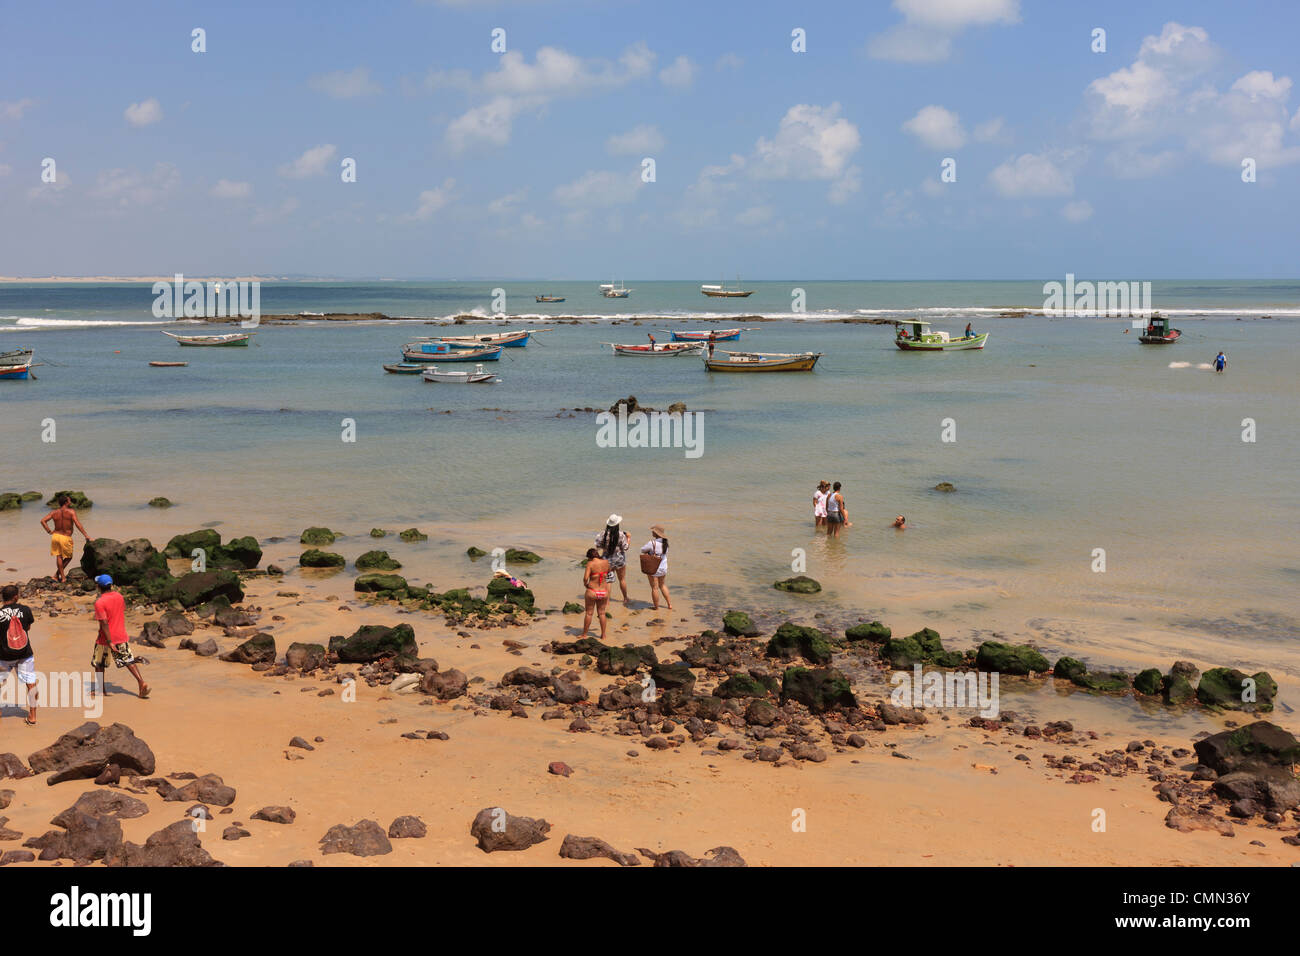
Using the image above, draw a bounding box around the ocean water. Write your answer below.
[1,281,1297,701]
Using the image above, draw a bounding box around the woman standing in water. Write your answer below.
[640,524,672,611]
[594,514,631,605]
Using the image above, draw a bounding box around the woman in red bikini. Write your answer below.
[581,548,611,641]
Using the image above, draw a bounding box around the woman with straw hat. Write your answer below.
[639,524,672,611]
[594,514,631,605]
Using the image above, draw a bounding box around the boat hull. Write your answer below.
[704,352,820,372]
[402,345,503,362]
[428,330,531,348]
[163,331,253,347]
[894,333,989,351]
[0,363,32,380]
[148,361,188,368]
[1138,330,1181,343]
[671,329,742,341]
[701,291,752,298]
[535,297,565,303]
[382,363,426,374]
[422,371,496,383]
[610,343,703,356]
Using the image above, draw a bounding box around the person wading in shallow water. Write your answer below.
[581,548,610,641]
[826,482,848,538]
[39,495,90,583]
[595,514,631,605]
[813,480,830,530]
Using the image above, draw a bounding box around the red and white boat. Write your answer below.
[607,341,704,357]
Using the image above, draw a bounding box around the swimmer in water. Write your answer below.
[892,515,906,529]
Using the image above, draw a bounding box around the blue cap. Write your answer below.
[94,574,113,587]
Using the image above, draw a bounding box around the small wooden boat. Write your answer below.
[1137,314,1181,344]
[416,329,536,348]
[607,341,704,356]
[535,295,565,303]
[402,344,503,362]
[0,347,34,366]
[703,350,820,372]
[162,331,254,347]
[0,361,35,380]
[148,361,188,368]
[668,328,745,342]
[701,278,753,298]
[422,363,498,384]
[382,363,426,374]
[894,320,988,351]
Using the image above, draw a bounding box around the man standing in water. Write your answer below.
[707,330,717,360]
[39,495,90,583]
[1213,351,1227,373]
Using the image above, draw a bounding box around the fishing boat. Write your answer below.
[600,281,631,298]
[382,363,426,374]
[893,320,988,351]
[414,329,539,348]
[148,361,188,368]
[607,341,704,357]
[700,278,753,298]
[422,363,498,384]
[161,331,255,347]
[1,347,34,366]
[703,350,821,372]
[401,343,503,362]
[1137,314,1181,344]
[535,295,565,303]
[0,361,35,380]
[667,328,745,342]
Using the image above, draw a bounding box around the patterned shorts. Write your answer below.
[92,642,136,669]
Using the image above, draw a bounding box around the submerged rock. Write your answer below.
[299,527,337,546]
[773,575,821,594]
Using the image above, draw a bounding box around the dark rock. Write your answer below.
[559,834,639,866]
[300,549,346,568]
[80,538,167,586]
[1196,667,1277,712]
[1194,721,1300,774]
[353,572,408,593]
[845,621,891,642]
[54,790,148,822]
[635,845,747,867]
[765,622,833,665]
[160,773,236,807]
[329,623,418,662]
[722,610,759,636]
[470,807,550,852]
[773,576,821,594]
[780,666,857,713]
[170,570,244,609]
[1134,668,1163,696]
[388,815,426,839]
[285,642,327,671]
[355,550,402,571]
[596,644,657,676]
[299,527,336,546]
[251,806,296,824]
[27,722,155,784]
[319,819,392,856]
[548,762,573,777]
[218,632,275,664]
[975,641,1049,675]
[104,819,223,866]
[420,668,468,699]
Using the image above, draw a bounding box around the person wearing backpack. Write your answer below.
[0,584,38,725]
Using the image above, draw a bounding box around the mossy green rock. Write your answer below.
[505,548,542,564]
[329,623,418,663]
[147,497,173,508]
[722,610,759,637]
[976,641,1049,675]
[486,575,534,610]
[209,536,262,570]
[650,662,695,695]
[1196,667,1276,712]
[845,621,891,643]
[713,673,771,699]
[765,622,833,665]
[136,568,179,602]
[398,528,428,542]
[21,491,42,502]
[355,550,401,572]
[466,546,488,559]
[1053,657,1087,681]
[354,573,408,593]
[300,527,336,546]
[882,635,926,669]
[300,549,345,569]
[780,666,857,713]
[1134,668,1163,696]
[47,490,92,509]
[170,570,244,609]
[773,575,821,594]
[164,529,221,559]
[369,528,387,538]
[79,537,168,585]
[0,493,22,511]
[1075,671,1132,693]
[220,632,276,665]
[596,644,657,676]
[934,482,956,493]
[562,601,582,614]
[286,642,327,670]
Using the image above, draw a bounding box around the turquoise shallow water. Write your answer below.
[1,283,1298,695]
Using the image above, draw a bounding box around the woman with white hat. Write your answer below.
[594,514,631,605]
[640,524,672,611]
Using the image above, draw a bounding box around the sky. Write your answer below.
[1,0,1298,279]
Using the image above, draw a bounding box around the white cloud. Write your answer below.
[488,188,527,216]
[735,205,774,226]
[0,98,35,121]
[124,98,163,127]
[1061,200,1093,222]
[446,96,531,151]
[606,124,664,155]
[869,0,1019,63]
[279,144,338,179]
[310,67,382,99]
[973,117,1008,142]
[210,179,252,199]
[552,168,642,207]
[90,162,179,205]
[716,53,744,71]
[752,103,862,202]
[659,56,697,90]
[988,152,1074,197]
[407,179,457,221]
[902,105,966,149]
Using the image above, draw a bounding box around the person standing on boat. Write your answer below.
[647,332,657,352]
[39,495,90,584]
[1213,351,1227,373]
[580,549,611,641]
[826,483,848,538]
[595,514,631,605]
[965,322,974,339]
[641,525,672,611]
[813,481,830,529]
[707,330,718,359]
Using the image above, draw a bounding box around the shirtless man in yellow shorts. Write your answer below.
[39,495,90,583]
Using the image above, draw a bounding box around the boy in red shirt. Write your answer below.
[91,575,150,700]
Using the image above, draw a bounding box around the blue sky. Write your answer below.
[1,0,1298,279]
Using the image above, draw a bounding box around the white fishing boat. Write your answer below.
[600,280,631,298]
[162,331,255,347]
[421,363,498,384]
